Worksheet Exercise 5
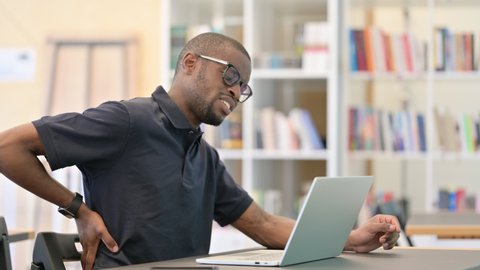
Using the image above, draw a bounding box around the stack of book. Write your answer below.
[437,187,479,212]
[434,27,476,72]
[348,106,427,153]
[256,107,324,151]
[349,26,427,74]
[434,107,480,153]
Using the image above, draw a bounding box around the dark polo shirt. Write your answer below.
[32,86,253,268]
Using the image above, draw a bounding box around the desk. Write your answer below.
[406,212,480,238]
[107,247,480,270]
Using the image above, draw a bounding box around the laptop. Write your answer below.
[196,176,373,267]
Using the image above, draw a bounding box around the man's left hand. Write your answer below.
[344,214,401,253]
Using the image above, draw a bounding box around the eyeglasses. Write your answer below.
[198,54,253,103]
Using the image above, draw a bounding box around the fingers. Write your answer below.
[81,231,118,270]
[375,215,401,232]
[369,215,401,235]
[81,241,98,270]
[102,230,119,253]
[370,214,401,249]
[349,214,402,253]
[365,221,396,235]
[75,207,119,268]
[81,251,86,269]
[381,231,400,250]
[84,244,97,270]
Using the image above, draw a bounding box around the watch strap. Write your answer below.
[58,192,83,219]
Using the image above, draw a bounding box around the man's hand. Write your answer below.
[75,204,119,270]
[344,214,401,253]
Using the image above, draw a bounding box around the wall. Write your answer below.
[0,0,163,131]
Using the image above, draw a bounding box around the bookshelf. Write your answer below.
[342,0,480,214]
[160,0,340,221]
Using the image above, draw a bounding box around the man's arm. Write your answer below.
[232,201,400,252]
[231,201,295,249]
[0,123,75,207]
[0,123,118,270]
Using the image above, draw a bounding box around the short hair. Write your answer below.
[174,32,251,74]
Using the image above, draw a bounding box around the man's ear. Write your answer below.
[181,53,197,75]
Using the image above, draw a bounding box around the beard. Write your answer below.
[202,105,224,126]
[191,69,225,126]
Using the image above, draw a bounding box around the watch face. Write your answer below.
[58,208,75,219]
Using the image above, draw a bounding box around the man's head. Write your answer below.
[170,32,252,128]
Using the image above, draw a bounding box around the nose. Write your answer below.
[228,85,241,102]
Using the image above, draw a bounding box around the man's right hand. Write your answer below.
[75,204,119,270]
[0,123,119,269]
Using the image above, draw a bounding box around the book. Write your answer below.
[348,107,359,150]
[302,21,329,72]
[300,109,325,150]
[374,109,383,151]
[355,29,368,71]
[462,114,475,153]
[434,107,459,152]
[391,34,406,74]
[361,106,375,150]
[288,108,324,150]
[371,26,387,73]
[220,110,243,149]
[391,112,404,151]
[417,113,427,152]
[382,111,393,152]
[434,27,446,71]
[275,111,299,150]
[260,107,277,150]
[349,29,358,71]
[402,33,413,72]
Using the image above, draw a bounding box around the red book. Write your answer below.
[354,30,367,71]
[383,32,394,72]
[464,33,473,71]
[402,33,413,72]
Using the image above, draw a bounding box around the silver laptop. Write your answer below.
[196,176,373,267]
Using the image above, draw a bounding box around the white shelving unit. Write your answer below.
[342,0,480,214]
[160,0,340,217]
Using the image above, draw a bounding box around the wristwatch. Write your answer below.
[58,192,83,219]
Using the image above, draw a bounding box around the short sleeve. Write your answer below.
[213,158,253,226]
[32,101,131,170]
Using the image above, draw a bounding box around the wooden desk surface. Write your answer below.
[9,229,35,243]
[406,212,480,238]
[106,247,480,270]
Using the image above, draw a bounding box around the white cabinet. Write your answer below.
[342,0,480,214]
[161,0,340,218]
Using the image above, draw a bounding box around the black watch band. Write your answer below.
[58,192,83,219]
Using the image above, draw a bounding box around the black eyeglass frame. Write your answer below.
[198,54,253,103]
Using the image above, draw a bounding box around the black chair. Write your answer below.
[0,217,12,270]
[30,232,81,270]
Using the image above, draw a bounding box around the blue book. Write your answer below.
[417,113,427,152]
[300,109,325,150]
[349,29,358,71]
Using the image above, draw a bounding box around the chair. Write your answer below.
[30,232,81,270]
[0,217,12,270]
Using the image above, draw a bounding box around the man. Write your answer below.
[0,32,400,269]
